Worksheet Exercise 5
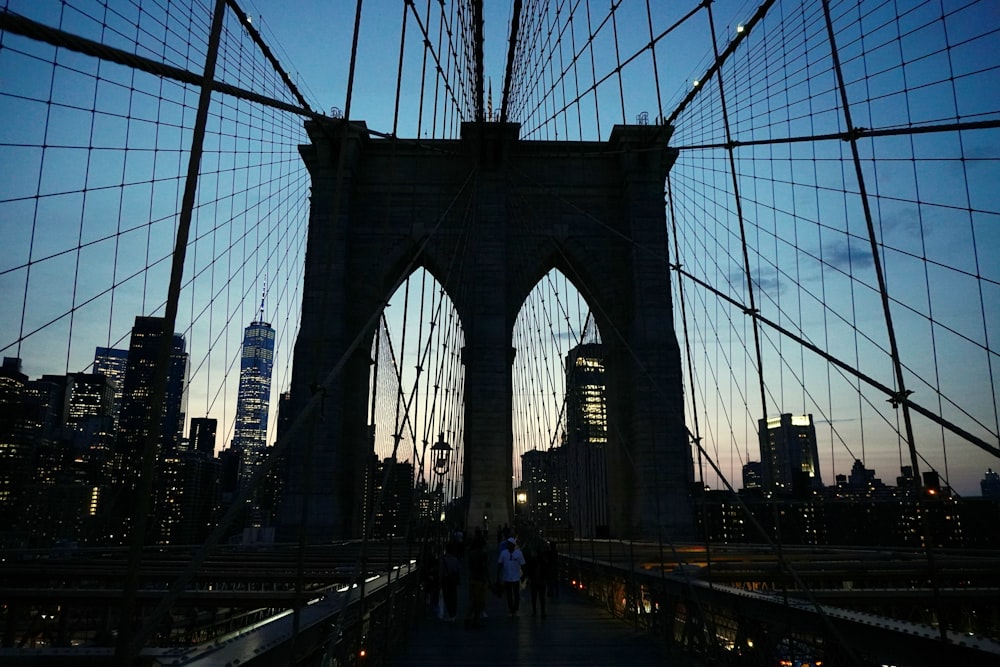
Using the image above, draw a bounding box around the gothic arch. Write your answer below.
[280,120,692,540]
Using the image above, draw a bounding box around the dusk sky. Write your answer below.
[1,0,997,496]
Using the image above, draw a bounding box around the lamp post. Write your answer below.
[431,432,452,479]
[430,433,452,524]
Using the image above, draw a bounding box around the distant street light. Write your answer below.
[431,433,452,478]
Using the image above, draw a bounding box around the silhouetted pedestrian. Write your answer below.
[420,543,440,614]
[496,537,525,617]
[439,542,461,621]
[544,540,559,598]
[526,540,552,617]
[465,529,489,628]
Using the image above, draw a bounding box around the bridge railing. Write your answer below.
[0,558,422,666]
[562,548,1000,667]
[153,560,421,667]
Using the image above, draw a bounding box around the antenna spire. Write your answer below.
[258,274,267,322]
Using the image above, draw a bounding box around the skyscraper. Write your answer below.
[758,413,823,496]
[520,446,568,533]
[116,317,188,461]
[64,372,116,482]
[94,347,128,432]
[0,358,29,532]
[366,456,414,539]
[65,373,114,432]
[982,468,1000,499]
[107,316,188,544]
[565,343,609,538]
[189,417,218,456]
[742,461,763,491]
[233,301,275,503]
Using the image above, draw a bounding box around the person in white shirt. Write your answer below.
[496,537,526,616]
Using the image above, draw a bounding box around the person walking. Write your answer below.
[496,537,525,617]
[439,541,461,621]
[544,540,559,598]
[526,540,549,618]
[464,529,489,628]
[420,543,441,614]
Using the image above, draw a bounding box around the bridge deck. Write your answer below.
[386,584,697,667]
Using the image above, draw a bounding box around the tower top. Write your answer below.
[256,276,268,324]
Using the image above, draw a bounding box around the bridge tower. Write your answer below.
[277,119,693,541]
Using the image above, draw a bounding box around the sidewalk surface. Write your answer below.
[385,582,690,666]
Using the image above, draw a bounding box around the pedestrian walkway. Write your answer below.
[386,584,697,666]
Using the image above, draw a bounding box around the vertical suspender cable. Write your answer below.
[500,0,522,124]
[474,0,485,121]
[643,0,663,123]
[343,0,365,120]
[609,1,626,124]
[584,1,600,136]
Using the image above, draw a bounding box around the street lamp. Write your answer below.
[430,433,452,478]
[430,433,452,525]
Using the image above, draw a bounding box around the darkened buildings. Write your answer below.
[758,413,823,497]
[565,343,609,538]
[190,417,218,457]
[0,358,30,540]
[154,417,221,545]
[63,372,116,483]
[834,459,887,498]
[25,375,68,484]
[107,316,188,545]
[366,456,414,539]
[115,316,188,463]
[742,461,762,491]
[982,468,1000,498]
[520,447,569,534]
[0,367,112,546]
[156,447,220,545]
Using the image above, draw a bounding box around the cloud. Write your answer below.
[878,206,920,237]
[822,236,875,271]
[726,268,786,297]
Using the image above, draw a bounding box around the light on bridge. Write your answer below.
[431,433,452,477]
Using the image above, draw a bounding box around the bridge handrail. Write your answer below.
[148,560,418,666]
[564,552,1000,666]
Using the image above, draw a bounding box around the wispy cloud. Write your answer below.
[727,268,786,297]
[823,236,874,271]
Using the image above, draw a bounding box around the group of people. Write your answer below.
[422,526,559,627]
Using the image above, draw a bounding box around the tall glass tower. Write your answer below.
[233,298,275,500]
[565,342,609,538]
[94,347,129,432]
